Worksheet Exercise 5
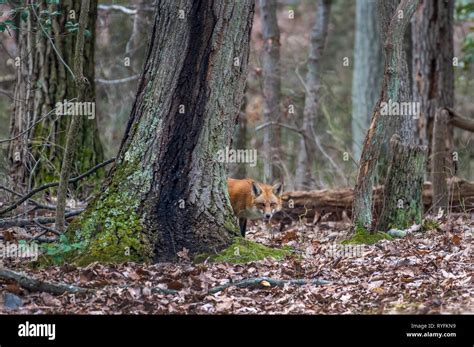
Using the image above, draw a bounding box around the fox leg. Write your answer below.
[239,218,247,237]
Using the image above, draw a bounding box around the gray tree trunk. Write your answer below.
[412,0,454,148]
[259,0,282,183]
[351,0,383,163]
[352,0,419,230]
[431,108,449,210]
[295,0,331,190]
[233,95,248,179]
[68,0,255,263]
[412,0,454,208]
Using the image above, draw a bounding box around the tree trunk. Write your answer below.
[68,0,255,263]
[295,0,331,190]
[7,0,104,193]
[431,108,449,210]
[352,0,419,230]
[376,135,427,231]
[412,0,454,149]
[56,0,91,233]
[232,95,248,179]
[351,0,383,163]
[259,0,282,183]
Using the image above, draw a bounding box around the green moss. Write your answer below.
[194,237,292,264]
[343,224,393,245]
[62,153,154,265]
[422,219,440,231]
[387,200,422,230]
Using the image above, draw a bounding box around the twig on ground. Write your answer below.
[0,268,93,295]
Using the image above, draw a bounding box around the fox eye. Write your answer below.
[270,203,276,207]
[257,203,265,208]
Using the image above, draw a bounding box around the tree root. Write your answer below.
[0,267,329,297]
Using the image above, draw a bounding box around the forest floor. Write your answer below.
[0,215,472,314]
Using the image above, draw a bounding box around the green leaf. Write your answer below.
[21,10,28,22]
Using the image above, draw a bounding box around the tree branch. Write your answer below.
[0,268,92,295]
[208,277,330,294]
[446,107,474,132]
[95,75,140,85]
[0,210,84,228]
[0,158,115,216]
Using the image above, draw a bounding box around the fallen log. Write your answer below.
[275,177,474,222]
[0,267,92,295]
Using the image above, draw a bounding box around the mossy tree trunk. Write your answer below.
[7,0,104,193]
[376,135,427,231]
[352,0,419,231]
[68,0,255,263]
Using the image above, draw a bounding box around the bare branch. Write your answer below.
[0,158,115,216]
[96,74,140,85]
[0,209,84,228]
[98,4,137,15]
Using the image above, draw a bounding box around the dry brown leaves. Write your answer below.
[0,215,472,314]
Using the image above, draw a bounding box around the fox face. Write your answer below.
[227,178,283,237]
[251,181,283,221]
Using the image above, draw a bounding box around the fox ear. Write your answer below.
[272,182,283,196]
[251,182,262,197]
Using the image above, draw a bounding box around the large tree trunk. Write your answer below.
[352,0,419,230]
[7,0,104,193]
[351,0,383,163]
[68,0,255,263]
[412,0,454,149]
[376,135,427,231]
[412,0,454,211]
[259,0,282,183]
[295,0,331,190]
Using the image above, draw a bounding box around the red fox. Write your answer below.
[227,178,283,237]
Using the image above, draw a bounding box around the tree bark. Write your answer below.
[259,0,282,183]
[431,108,449,210]
[376,135,427,231]
[56,0,91,233]
[232,95,248,179]
[68,0,255,263]
[351,0,383,163]
[412,0,454,149]
[7,0,104,193]
[295,0,331,190]
[352,0,419,230]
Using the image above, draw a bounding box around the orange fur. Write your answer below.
[227,178,282,237]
